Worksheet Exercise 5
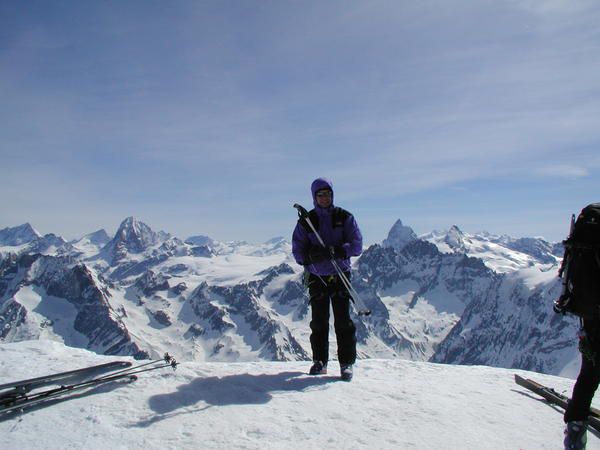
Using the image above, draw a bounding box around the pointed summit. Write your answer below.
[0,223,42,246]
[101,217,164,263]
[444,225,466,252]
[382,219,418,251]
[115,216,164,252]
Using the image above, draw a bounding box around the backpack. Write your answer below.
[555,203,600,319]
[299,207,350,233]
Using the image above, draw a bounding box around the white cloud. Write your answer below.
[534,165,589,179]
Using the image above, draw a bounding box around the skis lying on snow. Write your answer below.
[0,360,132,394]
[0,354,178,417]
[514,374,600,432]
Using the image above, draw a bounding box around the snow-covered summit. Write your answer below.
[100,217,170,263]
[0,224,73,257]
[445,225,467,251]
[70,229,111,256]
[381,219,417,251]
[0,223,41,246]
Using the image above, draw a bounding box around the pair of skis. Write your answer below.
[514,374,600,432]
[0,354,178,417]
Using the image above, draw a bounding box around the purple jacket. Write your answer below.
[292,178,363,276]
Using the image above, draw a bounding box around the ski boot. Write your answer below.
[309,361,327,375]
[564,420,587,450]
[340,364,353,382]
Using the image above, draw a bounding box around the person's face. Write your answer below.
[316,190,332,208]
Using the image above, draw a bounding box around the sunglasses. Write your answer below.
[316,191,332,198]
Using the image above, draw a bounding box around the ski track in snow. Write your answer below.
[2,341,599,450]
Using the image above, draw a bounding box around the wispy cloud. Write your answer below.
[534,165,590,179]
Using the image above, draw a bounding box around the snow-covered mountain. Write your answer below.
[354,241,497,360]
[70,229,111,256]
[0,253,147,359]
[184,234,214,247]
[0,216,580,377]
[99,217,170,264]
[420,226,562,272]
[0,223,41,246]
[432,266,578,375]
[0,224,74,257]
[0,340,593,449]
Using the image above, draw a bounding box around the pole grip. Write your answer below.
[293,203,309,218]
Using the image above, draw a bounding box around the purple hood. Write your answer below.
[311,177,334,209]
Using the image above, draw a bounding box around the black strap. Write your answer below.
[564,239,600,250]
[299,207,350,233]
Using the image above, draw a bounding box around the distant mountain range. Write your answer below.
[0,216,579,376]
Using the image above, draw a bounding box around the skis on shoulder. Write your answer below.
[514,374,600,432]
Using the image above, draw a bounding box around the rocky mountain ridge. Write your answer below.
[0,216,579,376]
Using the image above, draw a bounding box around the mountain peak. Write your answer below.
[444,225,466,251]
[118,216,140,231]
[116,217,162,249]
[102,217,164,262]
[382,219,417,251]
[0,223,42,246]
[448,224,463,233]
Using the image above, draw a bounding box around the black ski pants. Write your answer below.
[565,320,600,423]
[308,272,356,365]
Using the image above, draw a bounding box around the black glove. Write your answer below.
[306,246,330,264]
[332,246,346,259]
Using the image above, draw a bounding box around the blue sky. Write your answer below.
[1,0,599,244]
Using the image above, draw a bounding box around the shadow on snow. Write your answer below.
[131,371,337,427]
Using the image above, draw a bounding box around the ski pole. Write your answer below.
[293,203,371,316]
[92,353,178,381]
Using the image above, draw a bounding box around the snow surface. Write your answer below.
[2,340,599,450]
[154,252,295,286]
[10,286,89,348]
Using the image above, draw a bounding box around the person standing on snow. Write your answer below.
[291,177,363,381]
[553,203,600,450]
